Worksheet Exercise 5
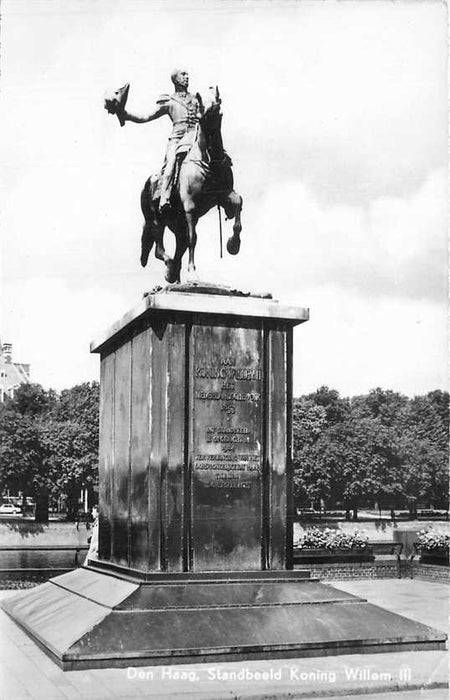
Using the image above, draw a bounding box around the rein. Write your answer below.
[218,205,223,258]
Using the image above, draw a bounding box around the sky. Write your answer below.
[0,0,448,397]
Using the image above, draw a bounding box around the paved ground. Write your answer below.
[0,579,447,699]
[339,692,449,700]
[325,579,449,634]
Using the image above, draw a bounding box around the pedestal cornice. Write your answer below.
[90,284,309,354]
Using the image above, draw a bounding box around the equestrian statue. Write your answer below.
[104,69,243,283]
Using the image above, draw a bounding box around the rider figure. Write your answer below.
[121,69,203,214]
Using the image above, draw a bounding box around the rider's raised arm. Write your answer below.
[123,105,165,123]
[123,94,170,124]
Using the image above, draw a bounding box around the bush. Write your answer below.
[294,527,369,550]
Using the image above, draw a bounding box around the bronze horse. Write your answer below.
[140,90,243,283]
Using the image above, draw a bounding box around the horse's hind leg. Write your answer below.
[185,209,199,278]
[152,224,171,266]
[140,222,155,267]
[140,181,157,267]
[170,227,188,283]
[222,190,243,255]
[150,222,184,283]
[141,216,172,274]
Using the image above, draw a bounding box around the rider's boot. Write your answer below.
[159,175,173,216]
[159,201,172,217]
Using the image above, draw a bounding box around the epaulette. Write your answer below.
[156,94,170,104]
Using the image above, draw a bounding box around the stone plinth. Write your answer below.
[3,567,446,671]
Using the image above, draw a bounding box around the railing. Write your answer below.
[409,543,449,565]
[294,509,449,521]
[370,541,403,561]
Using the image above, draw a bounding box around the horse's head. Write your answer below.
[200,86,224,160]
[202,86,222,123]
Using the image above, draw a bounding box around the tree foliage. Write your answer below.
[0,380,447,521]
[0,382,99,521]
[293,386,449,513]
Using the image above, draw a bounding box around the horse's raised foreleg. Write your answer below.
[222,190,243,255]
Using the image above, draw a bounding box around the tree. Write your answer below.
[0,381,100,522]
[397,391,449,508]
[292,397,328,507]
[0,388,53,522]
[303,386,350,425]
[41,420,99,520]
[340,417,404,515]
[351,388,408,426]
[292,386,448,518]
[47,382,99,519]
[0,403,44,502]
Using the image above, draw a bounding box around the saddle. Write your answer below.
[150,148,232,207]
[150,153,190,204]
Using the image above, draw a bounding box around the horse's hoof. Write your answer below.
[227,234,241,256]
[165,260,178,284]
[185,267,199,283]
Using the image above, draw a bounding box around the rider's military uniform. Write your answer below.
[156,92,203,211]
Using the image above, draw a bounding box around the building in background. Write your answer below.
[0,342,30,401]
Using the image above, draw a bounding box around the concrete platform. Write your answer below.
[0,566,447,673]
[0,578,448,698]
[0,580,449,700]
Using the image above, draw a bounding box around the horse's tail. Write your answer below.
[140,176,158,268]
[141,177,153,219]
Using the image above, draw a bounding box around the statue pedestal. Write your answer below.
[92,285,308,574]
[1,286,446,669]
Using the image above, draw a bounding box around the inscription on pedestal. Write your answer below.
[191,325,263,570]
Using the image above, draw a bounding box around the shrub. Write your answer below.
[415,529,449,553]
[294,527,369,550]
